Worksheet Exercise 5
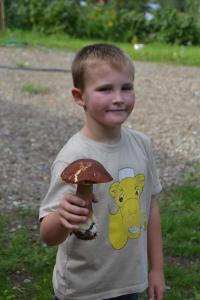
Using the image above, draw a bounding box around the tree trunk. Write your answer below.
[0,0,5,31]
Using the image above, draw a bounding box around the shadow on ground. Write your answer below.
[0,98,82,211]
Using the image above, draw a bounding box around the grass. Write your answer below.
[161,185,200,257]
[0,29,200,66]
[159,184,200,299]
[0,210,56,300]
[0,181,200,299]
[21,83,49,95]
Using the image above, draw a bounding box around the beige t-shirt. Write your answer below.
[39,128,162,300]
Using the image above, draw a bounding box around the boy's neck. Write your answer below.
[80,125,121,144]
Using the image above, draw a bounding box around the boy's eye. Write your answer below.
[122,84,133,91]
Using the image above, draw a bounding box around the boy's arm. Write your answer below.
[147,195,165,300]
[40,193,89,246]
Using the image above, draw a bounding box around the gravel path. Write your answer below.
[0,46,200,211]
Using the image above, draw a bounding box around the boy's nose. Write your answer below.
[112,92,124,104]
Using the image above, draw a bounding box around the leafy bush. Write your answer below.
[29,0,53,31]
[5,0,81,35]
[75,5,116,40]
[113,9,149,42]
[151,9,200,45]
[40,0,81,35]
[5,0,32,29]
[4,1,200,45]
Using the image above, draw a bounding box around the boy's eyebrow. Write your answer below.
[95,82,133,90]
[95,84,113,90]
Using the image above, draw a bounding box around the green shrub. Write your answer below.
[75,5,149,43]
[29,0,52,31]
[4,1,200,45]
[5,0,32,29]
[75,5,116,40]
[40,0,81,35]
[5,0,81,35]
[113,9,149,42]
[151,9,200,45]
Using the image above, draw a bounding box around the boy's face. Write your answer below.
[72,62,135,132]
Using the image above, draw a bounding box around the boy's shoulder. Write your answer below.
[123,127,151,145]
[123,127,154,158]
[53,131,85,164]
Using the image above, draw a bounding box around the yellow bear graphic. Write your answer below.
[109,173,146,250]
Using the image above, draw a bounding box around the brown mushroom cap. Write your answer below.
[61,159,113,184]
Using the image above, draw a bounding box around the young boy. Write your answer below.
[39,43,165,300]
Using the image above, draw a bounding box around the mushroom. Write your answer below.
[61,159,113,240]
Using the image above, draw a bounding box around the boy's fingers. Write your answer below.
[148,286,164,300]
[58,197,89,227]
[59,205,89,226]
[60,195,88,215]
[58,193,90,228]
[155,287,165,300]
[63,193,86,207]
[147,286,154,300]
[59,216,80,231]
[59,208,88,230]
[60,209,87,223]
[61,200,89,216]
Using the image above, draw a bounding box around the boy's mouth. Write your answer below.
[106,109,127,112]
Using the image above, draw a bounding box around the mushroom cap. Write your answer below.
[61,159,113,184]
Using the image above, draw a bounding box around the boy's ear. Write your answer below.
[71,88,85,107]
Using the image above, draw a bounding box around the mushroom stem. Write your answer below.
[74,183,97,240]
[76,183,93,221]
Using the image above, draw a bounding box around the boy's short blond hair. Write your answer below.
[71,43,134,91]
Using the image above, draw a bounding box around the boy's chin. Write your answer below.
[103,121,125,129]
[106,111,130,122]
[105,117,128,127]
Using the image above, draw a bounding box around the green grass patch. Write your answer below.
[21,83,49,95]
[0,210,56,300]
[0,30,200,66]
[185,163,200,184]
[0,183,200,299]
[160,185,200,258]
[121,42,200,67]
[164,263,200,300]
[158,184,200,299]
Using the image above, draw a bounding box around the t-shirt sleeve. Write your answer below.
[39,161,76,220]
[145,137,162,196]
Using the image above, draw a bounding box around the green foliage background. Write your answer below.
[4,0,200,45]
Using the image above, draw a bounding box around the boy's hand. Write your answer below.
[147,269,165,300]
[57,193,89,231]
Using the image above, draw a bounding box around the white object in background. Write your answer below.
[133,44,144,50]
